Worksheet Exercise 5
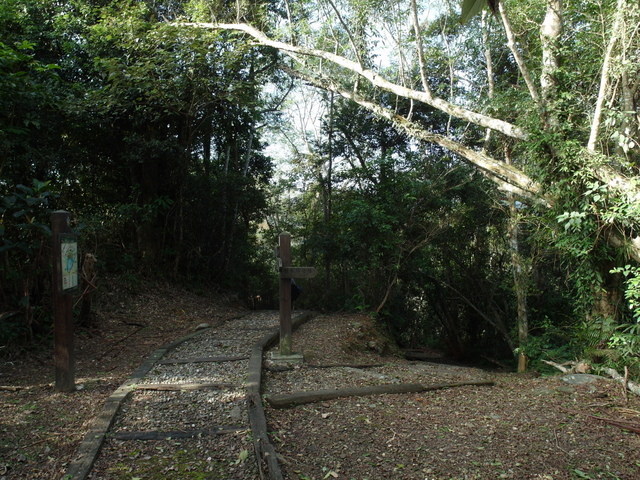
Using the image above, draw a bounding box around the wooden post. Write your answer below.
[52,210,76,393]
[278,233,293,356]
[274,233,316,361]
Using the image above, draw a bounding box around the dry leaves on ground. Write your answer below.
[264,314,640,480]
[0,280,243,480]
[2,292,639,480]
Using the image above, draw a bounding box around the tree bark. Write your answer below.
[587,0,626,152]
[539,0,563,129]
[498,1,542,110]
[505,146,529,371]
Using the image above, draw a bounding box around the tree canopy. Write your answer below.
[1,0,639,377]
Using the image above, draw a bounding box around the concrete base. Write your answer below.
[270,352,304,364]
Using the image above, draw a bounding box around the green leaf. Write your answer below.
[572,469,591,479]
[236,449,249,463]
[460,0,487,23]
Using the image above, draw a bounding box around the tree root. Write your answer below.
[588,415,640,435]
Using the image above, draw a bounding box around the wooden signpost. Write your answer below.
[275,233,317,359]
[52,210,77,392]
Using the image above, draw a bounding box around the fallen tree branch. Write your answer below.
[624,366,629,404]
[0,385,27,391]
[541,359,570,373]
[265,380,494,409]
[97,326,145,360]
[603,367,640,397]
[542,359,592,374]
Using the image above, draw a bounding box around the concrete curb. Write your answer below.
[63,314,250,480]
[247,311,316,480]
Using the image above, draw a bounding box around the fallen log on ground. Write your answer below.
[265,380,494,409]
[603,367,640,397]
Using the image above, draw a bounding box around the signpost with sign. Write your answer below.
[52,211,77,392]
[275,233,317,359]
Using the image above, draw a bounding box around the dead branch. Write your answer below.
[266,380,495,409]
[0,385,26,391]
[542,360,592,374]
[603,367,640,397]
[97,326,145,360]
[541,359,569,373]
[624,366,629,404]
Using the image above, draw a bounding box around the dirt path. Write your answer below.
[263,314,640,480]
[2,287,640,480]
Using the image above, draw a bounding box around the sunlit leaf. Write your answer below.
[460,0,487,23]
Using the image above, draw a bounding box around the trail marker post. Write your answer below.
[275,233,316,359]
[51,210,78,392]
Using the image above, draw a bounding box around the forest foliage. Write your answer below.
[1,0,639,380]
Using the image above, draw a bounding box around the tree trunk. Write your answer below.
[505,146,529,371]
[324,92,335,308]
[137,155,161,269]
[539,0,563,129]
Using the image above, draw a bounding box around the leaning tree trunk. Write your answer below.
[176,14,640,263]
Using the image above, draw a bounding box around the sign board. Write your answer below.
[60,234,78,293]
[280,266,318,279]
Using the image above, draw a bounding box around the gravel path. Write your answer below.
[80,311,282,480]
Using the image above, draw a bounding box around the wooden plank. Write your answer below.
[135,382,237,391]
[51,211,76,393]
[265,380,495,409]
[112,426,246,441]
[158,355,249,365]
[279,234,293,356]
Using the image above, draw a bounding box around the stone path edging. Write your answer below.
[248,311,316,480]
[63,310,315,480]
[63,315,247,480]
